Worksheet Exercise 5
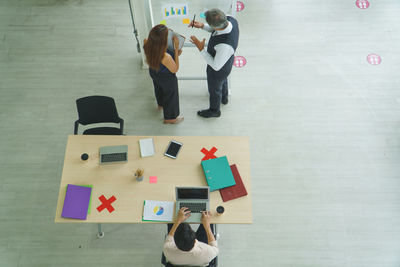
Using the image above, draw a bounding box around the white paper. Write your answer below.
[143,200,174,222]
[139,138,155,157]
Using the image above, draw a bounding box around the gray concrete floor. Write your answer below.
[1,0,400,266]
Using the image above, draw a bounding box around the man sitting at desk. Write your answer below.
[163,207,218,266]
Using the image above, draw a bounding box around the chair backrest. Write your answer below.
[163,257,217,267]
[76,95,120,125]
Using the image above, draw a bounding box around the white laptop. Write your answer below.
[99,145,128,164]
[175,186,210,223]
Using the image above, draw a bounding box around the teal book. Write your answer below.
[201,156,236,192]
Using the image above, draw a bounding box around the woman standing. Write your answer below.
[143,24,183,124]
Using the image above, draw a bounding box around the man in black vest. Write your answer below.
[190,9,239,118]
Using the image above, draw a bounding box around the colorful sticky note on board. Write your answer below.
[160,20,167,25]
[66,184,93,214]
[149,176,157,184]
[200,12,205,18]
[182,18,190,24]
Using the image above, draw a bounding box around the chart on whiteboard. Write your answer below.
[151,0,235,41]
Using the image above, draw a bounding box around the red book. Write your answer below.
[219,164,248,202]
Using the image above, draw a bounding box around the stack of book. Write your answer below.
[201,156,248,202]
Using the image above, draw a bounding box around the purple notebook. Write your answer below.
[61,184,92,220]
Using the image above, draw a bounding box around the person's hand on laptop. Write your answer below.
[201,211,212,226]
[168,207,192,237]
[201,211,216,243]
[177,207,191,223]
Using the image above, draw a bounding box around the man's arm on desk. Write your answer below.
[168,207,191,237]
[201,211,216,244]
[201,211,219,260]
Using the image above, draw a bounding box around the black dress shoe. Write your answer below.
[221,97,228,105]
[197,109,221,118]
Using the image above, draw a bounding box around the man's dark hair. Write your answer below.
[205,8,228,29]
[174,223,196,251]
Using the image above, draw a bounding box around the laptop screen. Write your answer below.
[177,188,209,200]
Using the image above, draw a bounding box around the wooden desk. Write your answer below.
[55,135,252,224]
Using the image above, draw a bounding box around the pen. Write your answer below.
[192,14,196,28]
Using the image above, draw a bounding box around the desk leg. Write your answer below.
[215,224,220,240]
[97,223,104,239]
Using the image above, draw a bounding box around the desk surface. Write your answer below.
[55,135,252,224]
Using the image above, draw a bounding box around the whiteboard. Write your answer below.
[149,0,236,42]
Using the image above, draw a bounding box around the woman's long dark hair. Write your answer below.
[143,24,168,71]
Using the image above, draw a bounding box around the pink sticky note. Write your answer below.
[149,176,157,183]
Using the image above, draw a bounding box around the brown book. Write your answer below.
[219,164,248,202]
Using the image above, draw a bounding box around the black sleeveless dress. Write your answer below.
[149,49,180,120]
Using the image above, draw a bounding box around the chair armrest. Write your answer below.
[74,120,80,135]
[119,118,124,135]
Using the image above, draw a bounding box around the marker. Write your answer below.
[192,14,196,28]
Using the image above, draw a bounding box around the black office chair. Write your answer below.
[161,224,218,267]
[161,255,217,267]
[74,95,124,135]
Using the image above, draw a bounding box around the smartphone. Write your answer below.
[164,140,183,159]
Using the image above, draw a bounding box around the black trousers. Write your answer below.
[206,62,232,112]
[207,75,228,112]
[149,70,180,120]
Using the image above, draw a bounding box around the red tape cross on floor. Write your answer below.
[97,195,116,213]
[201,147,218,161]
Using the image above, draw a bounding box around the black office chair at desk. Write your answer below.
[161,224,219,267]
[162,255,217,267]
[74,95,124,135]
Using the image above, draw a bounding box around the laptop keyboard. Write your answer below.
[179,202,207,213]
[101,153,127,163]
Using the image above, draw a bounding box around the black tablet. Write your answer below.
[164,140,183,159]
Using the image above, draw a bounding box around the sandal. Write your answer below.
[164,117,184,124]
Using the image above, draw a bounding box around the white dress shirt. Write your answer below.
[200,19,235,71]
[163,235,219,267]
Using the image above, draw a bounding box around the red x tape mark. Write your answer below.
[97,195,116,213]
[201,147,218,161]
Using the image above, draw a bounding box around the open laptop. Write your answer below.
[99,145,128,164]
[175,186,210,223]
